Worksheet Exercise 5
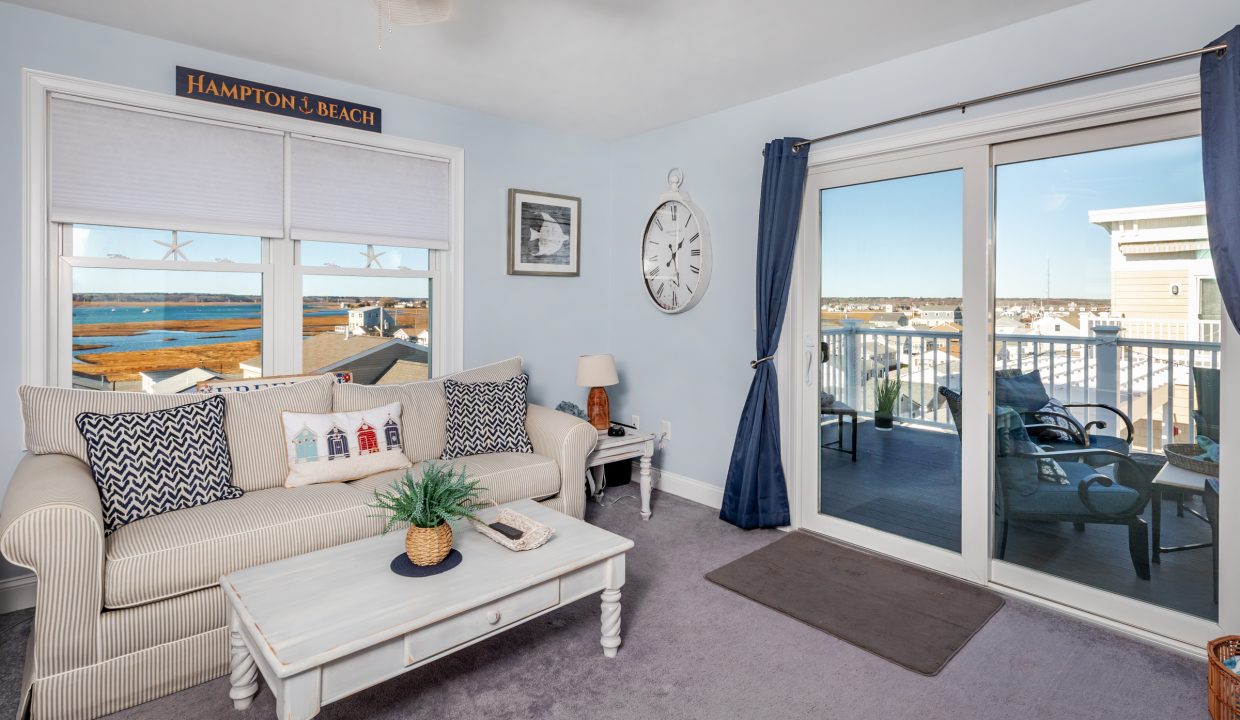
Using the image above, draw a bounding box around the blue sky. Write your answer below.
[821,136,1205,299]
[71,226,430,298]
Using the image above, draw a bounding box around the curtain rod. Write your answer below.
[786,42,1228,154]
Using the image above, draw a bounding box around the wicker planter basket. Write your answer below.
[405,523,453,567]
[1208,636,1240,719]
[1165,443,1219,477]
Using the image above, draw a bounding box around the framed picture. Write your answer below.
[508,189,581,276]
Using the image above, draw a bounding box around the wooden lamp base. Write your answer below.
[587,386,610,431]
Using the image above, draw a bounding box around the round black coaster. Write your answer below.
[389,549,463,578]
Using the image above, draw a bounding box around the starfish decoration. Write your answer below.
[360,244,385,268]
[154,235,193,261]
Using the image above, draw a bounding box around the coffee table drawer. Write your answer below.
[404,579,559,665]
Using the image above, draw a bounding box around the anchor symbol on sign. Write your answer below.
[298,96,313,115]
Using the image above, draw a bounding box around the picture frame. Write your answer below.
[507,189,581,276]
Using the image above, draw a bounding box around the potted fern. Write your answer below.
[370,463,485,567]
[873,376,902,432]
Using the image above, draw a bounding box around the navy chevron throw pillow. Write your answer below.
[441,374,534,459]
[77,394,243,534]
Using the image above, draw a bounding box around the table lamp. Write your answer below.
[576,354,619,431]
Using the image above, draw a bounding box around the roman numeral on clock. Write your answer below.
[689,233,699,243]
[653,217,663,231]
[690,265,700,275]
[670,204,678,222]
[690,248,701,256]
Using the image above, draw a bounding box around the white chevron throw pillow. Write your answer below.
[281,402,412,488]
[76,394,243,535]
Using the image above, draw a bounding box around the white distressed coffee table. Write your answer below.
[220,500,633,720]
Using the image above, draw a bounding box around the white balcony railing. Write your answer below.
[822,320,1221,452]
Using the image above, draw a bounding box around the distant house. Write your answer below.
[867,312,909,328]
[345,306,396,336]
[1029,315,1082,337]
[393,328,429,345]
[919,305,962,324]
[139,367,220,394]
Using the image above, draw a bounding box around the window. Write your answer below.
[33,81,461,394]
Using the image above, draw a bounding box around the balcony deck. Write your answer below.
[819,420,1217,621]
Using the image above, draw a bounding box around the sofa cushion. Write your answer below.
[222,374,336,492]
[351,452,560,508]
[20,384,208,463]
[333,356,523,463]
[77,394,243,534]
[20,374,336,493]
[103,483,381,609]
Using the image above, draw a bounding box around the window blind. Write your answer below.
[49,96,285,238]
[290,135,451,249]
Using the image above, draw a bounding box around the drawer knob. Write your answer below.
[486,610,502,625]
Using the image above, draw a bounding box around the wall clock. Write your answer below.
[641,169,712,314]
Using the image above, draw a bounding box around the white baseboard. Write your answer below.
[631,462,724,510]
[0,574,36,614]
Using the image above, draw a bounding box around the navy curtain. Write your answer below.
[719,138,809,529]
[1202,27,1240,333]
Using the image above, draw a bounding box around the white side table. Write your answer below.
[586,430,657,520]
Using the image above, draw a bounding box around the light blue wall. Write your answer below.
[606,0,1240,488]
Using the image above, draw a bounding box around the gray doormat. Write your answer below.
[705,530,1003,676]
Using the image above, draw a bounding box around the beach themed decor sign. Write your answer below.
[176,66,382,133]
[281,402,411,488]
[507,189,581,276]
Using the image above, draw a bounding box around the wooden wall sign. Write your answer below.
[176,66,382,133]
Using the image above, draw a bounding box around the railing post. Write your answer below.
[842,319,863,409]
[1092,324,1122,436]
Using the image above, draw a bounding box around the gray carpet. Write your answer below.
[0,489,1209,720]
[705,530,1004,675]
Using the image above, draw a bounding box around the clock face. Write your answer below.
[642,200,707,313]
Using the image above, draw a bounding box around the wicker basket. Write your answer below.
[404,523,453,567]
[1208,636,1240,720]
[470,508,554,551]
[1165,443,1220,477]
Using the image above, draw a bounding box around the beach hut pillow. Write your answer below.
[281,401,411,488]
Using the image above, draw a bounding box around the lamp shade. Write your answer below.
[576,354,619,387]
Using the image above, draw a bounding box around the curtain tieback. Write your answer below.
[750,355,775,369]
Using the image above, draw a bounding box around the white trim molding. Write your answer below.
[644,464,725,511]
[0,574,37,614]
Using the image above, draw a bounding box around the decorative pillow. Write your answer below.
[994,370,1051,413]
[75,394,242,535]
[441,374,534,460]
[281,402,412,488]
[1030,399,1077,442]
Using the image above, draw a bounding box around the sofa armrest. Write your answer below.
[525,405,597,520]
[0,453,104,678]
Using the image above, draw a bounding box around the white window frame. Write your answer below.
[785,74,1238,654]
[22,69,465,387]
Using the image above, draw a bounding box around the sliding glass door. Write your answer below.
[791,110,1234,647]
[794,148,989,582]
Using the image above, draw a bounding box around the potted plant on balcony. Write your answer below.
[370,463,485,567]
[873,376,901,432]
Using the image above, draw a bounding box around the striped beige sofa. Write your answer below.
[1,357,598,720]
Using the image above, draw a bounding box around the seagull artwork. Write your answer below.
[154,235,192,261]
[529,213,568,256]
[361,244,386,268]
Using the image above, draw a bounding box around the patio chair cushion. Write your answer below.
[999,459,1141,518]
[994,370,1051,413]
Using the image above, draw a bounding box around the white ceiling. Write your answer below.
[9,0,1090,138]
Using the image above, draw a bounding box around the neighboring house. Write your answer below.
[377,359,431,384]
[1028,315,1082,337]
[345,305,396,336]
[917,305,963,325]
[1089,201,1219,341]
[139,367,220,394]
[867,312,909,328]
[393,328,429,345]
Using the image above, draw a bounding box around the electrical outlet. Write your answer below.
[631,415,640,430]
[661,420,672,440]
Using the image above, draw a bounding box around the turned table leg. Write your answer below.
[639,439,654,520]
[229,615,259,710]
[600,588,622,658]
